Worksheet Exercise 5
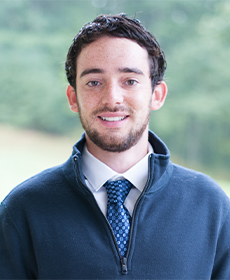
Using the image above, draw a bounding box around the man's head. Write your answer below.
[65,13,166,91]
[66,14,168,158]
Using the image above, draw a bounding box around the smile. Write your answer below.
[99,116,127,122]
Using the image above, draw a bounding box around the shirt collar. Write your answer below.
[82,143,153,193]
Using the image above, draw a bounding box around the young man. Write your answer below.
[0,14,230,279]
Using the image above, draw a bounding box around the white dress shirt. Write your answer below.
[82,143,153,217]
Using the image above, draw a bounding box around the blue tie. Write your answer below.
[104,179,132,257]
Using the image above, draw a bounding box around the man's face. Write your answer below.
[74,36,154,152]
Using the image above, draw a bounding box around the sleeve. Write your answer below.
[0,202,36,279]
[211,199,230,279]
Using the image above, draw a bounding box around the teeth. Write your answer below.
[100,116,126,122]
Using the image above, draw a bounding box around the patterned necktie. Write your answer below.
[104,179,132,257]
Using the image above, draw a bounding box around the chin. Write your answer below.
[88,132,142,153]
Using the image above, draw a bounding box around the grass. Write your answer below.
[0,124,230,201]
[0,125,81,200]
[218,181,230,197]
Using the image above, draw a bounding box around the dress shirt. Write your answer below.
[82,143,153,216]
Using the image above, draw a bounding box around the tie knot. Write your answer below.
[104,179,132,204]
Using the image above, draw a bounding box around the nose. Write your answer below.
[101,81,124,106]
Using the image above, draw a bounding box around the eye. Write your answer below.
[87,81,101,87]
[125,79,137,86]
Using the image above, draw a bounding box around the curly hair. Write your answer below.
[65,13,166,91]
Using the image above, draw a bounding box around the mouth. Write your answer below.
[99,116,127,122]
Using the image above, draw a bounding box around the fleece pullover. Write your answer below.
[0,131,230,279]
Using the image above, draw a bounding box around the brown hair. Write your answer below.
[65,13,166,90]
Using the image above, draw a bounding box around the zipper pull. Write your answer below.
[121,257,128,274]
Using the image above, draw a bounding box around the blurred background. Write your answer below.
[0,0,230,200]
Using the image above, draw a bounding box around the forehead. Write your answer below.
[76,36,150,74]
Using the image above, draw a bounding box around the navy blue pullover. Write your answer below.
[0,131,230,279]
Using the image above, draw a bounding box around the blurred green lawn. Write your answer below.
[1,125,229,201]
[218,181,230,197]
[0,125,78,200]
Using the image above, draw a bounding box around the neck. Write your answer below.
[85,130,149,173]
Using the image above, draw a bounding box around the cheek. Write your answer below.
[76,87,94,110]
[78,94,100,113]
[130,93,152,111]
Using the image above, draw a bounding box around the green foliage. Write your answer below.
[0,0,229,177]
[148,1,230,175]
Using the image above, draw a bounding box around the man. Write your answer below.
[0,14,229,279]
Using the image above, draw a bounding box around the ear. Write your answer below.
[66,85,79,113]
[151,81,168,111]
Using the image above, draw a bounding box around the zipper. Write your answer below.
[73,155,152,275]
[82,184,128,274]
[121,257,128,274]
[112,162,152,275]
[104,217,128,274]
[103,218,128,274]
[124,154,153,261]
[120,187,148,272]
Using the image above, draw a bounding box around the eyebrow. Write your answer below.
[118,67,144,75]
[80,68,104,78]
